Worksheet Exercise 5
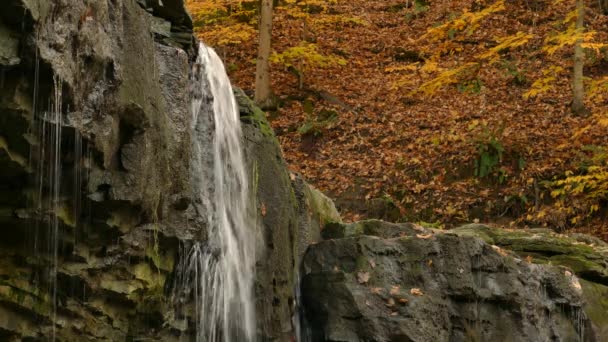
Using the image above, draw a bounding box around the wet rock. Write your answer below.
[302,221,601,341]
[0,24,20,66]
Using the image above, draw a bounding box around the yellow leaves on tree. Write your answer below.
[478,32,533,64]
[421,0,506,43]
[271,42,346,70]
[549,164,608,225]
[199,23,256,47]
[414,62,479,96]
[390,1,537,96]
[186,0,257,47]
[522,66,564,99]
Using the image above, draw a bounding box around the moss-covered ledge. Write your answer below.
[451,223,608,341]
[451,224,608,285]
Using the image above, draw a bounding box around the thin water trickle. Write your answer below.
[50,76,62,342]
[32,75,64,341]
[174,43,256,342]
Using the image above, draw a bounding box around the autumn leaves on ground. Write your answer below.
[187,0,608,240]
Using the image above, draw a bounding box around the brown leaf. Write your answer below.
[357,271,370,284]
[390,285,400,296]
[416,233,433,239]
[410,288,424,296]
[491,245,508,257]
[370,287,383,294]
[261,203,267,217]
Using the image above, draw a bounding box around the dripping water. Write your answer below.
[50,76,62,341]
[30,74,67,341]
[173,43,256,342]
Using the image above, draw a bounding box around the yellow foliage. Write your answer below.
[422,0,505,42]
[542,9,605,55]
[199,23,256,46]
[385,63,420,73]
[548,147,608,226]
[280,0,339,19]
[312,15,369,28]
[587,76,608,102]
[271,42,347,70]
[187,0,258,46]
[413,62,479,96]
[523,66,564,99]
[478,32,533,64]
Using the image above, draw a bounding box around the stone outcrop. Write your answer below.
[301,221,607,341]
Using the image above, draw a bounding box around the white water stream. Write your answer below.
[175,43,256,342]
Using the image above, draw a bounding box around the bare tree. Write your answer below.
[254,0,275,109]
[572,0,587,115]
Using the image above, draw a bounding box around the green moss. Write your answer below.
[0,136,28,168]
[549,254,606,277]
[580,279,608,341]
[451,223,608,284]
[234,88,276,138]
[355,255,369,272]
[304,183,342,227]
[145,245,175,273]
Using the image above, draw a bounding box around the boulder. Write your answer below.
[302,221,602,341]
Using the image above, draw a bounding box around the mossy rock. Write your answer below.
[322,219,432,240]
[235,88,275,138]
[580,279,608,340]
[451,224,608,285]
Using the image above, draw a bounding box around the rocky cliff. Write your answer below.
[0,0,606,341]
[0,0,335,340]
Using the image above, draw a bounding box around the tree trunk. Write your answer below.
[572,0,586,115]
[601,0,608,15]
[254,0,274,109]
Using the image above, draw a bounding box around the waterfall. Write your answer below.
[174,43,256,342]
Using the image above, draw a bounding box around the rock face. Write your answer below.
[301,221,607,342]
[0,0,327,340]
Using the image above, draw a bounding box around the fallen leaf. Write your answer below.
[390,285,400,296]
[410,288,424,296]
[369,259,376,268]
[370,287,383,294]
[385,298,395,307]
[412,224,425,231]
[357,271,370,284]
[416,233,433,239]
[427,259,433,267]
[491,245,508,256]
[398,298,409,304]
[525,255,533,263]
[261,203,267,217]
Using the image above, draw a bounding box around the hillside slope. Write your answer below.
[187,0,608,239]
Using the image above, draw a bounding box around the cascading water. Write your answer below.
[174,43,257,342]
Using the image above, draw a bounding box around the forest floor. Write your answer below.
[188,0,608,240]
